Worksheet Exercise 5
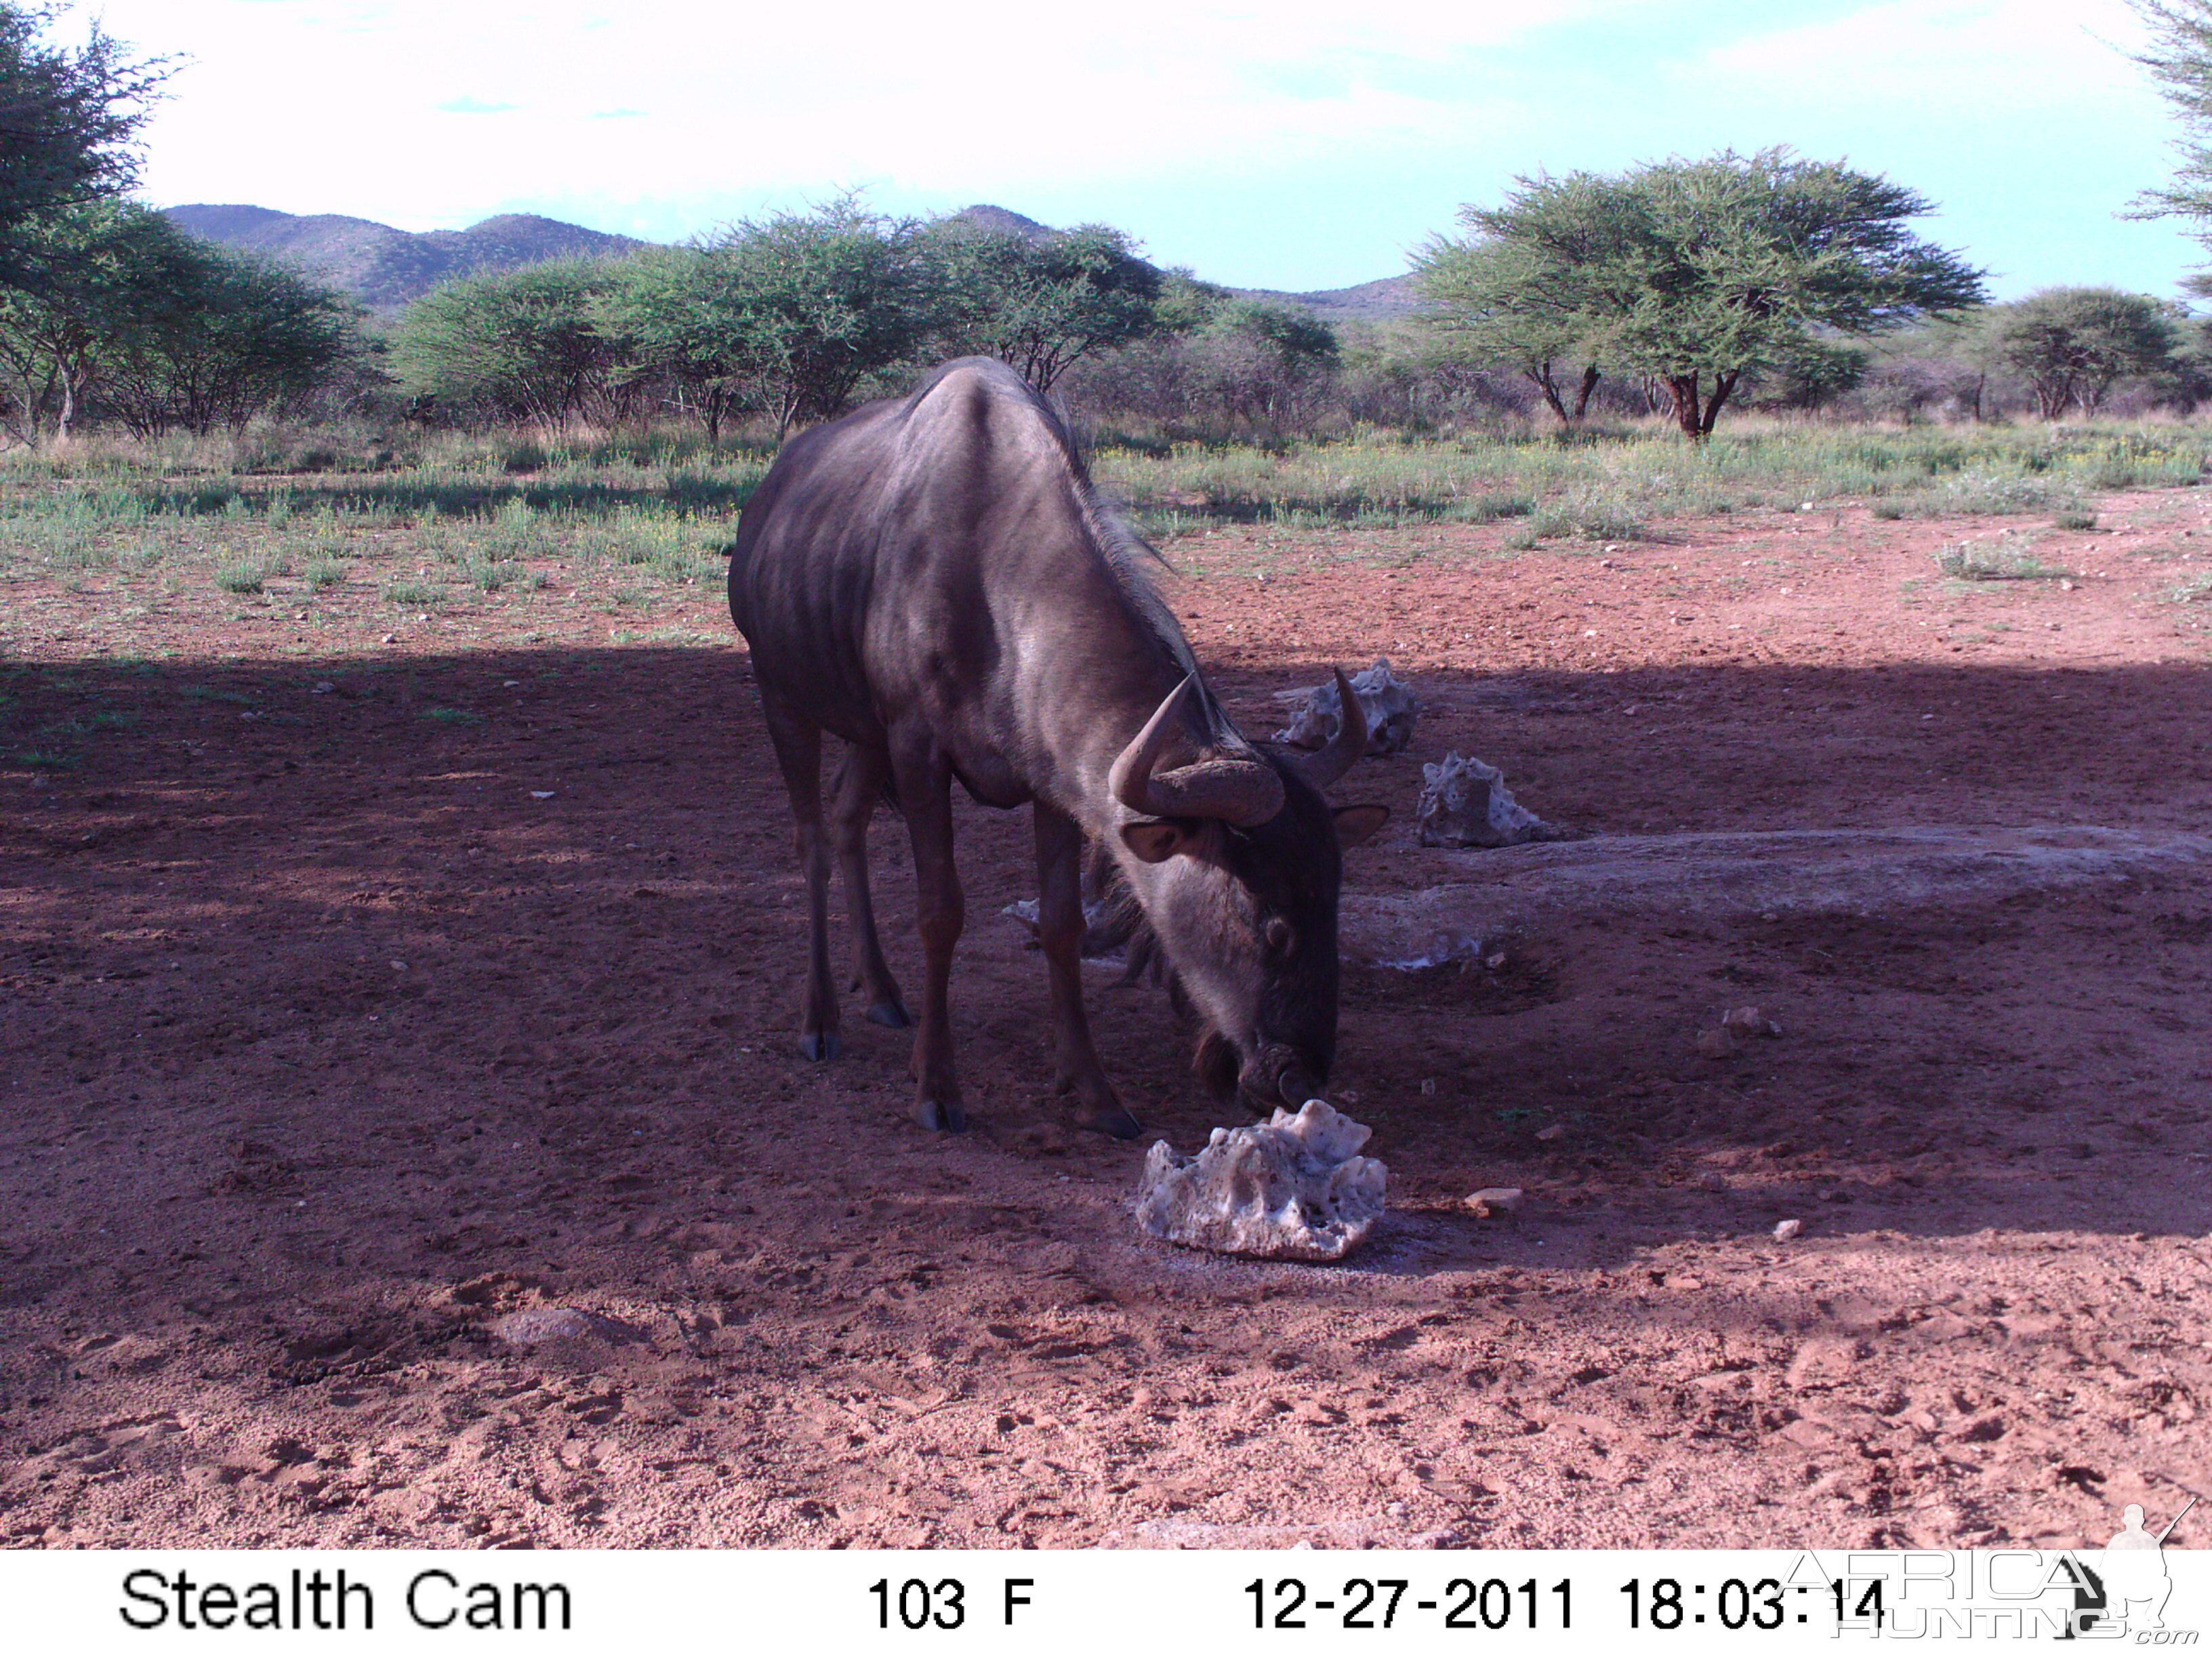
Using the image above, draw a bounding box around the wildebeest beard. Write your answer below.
[1080,836,1303,1105]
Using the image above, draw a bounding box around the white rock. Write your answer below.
[1414,751,1563,848]
[1467,1187,1522,1216]
[1374,927,1484,971]
[1134,1099,1388,1261]
[489,1307,599,1344]
[1721,1004,1782,1039]
[1273,657,1418,755]
[1773,1218,1804,1242]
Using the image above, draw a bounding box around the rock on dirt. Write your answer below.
[1721,1005,1782,1039]
[1414,751,1565,848]
[1134,1099,1388,1261]
[488,1308,638,1346]
[1273,655,1419,755]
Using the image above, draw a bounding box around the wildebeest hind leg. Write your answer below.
[1034,803,1141,1139]
[760,692,840,1061]
[890,742,966,1132]
[829,742,910,1028]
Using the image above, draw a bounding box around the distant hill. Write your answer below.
[163,199,1420,324]
[1232,274,1420,327]
[942,203,1057,243]
[163,204,648,310]
[943,203,1420,325]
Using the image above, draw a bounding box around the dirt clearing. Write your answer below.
[2,491,2208,1549]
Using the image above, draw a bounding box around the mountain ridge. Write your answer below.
[163,204,648,311]
[162,201,1418,323]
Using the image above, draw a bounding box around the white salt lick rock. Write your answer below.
[1134,1099,1389,1261]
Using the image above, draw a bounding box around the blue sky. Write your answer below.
[71,0,2207,299]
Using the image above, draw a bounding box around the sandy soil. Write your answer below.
[2,488,2209,1551]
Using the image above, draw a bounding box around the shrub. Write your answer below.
[1935,533,2072,580]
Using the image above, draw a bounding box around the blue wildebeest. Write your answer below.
[727,358,1385,1137]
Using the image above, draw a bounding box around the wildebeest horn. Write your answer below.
[1111,674,1286,827]
[1294,668,1368,790]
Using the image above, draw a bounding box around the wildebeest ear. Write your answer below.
[1120,819,1193,864]
[1333,804,1389,849]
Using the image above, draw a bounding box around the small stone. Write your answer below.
[529,790,556,800]
[1695,1171,1728,1191]
[1534,1122,1565,1142]
[1720,1005,1780,1039]
[1697,1027,1739,1059]
[388,960,407,971]
[1774,1218,1803,1242]
[489,1308,598,1345]
[1419,1078,1436,1096]
[380,633,396,644]
[311,681,335,695]
[1485,951,1508,970]
[1467,1187,1522,1217]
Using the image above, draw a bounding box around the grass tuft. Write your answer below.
[1935,533,2073,581]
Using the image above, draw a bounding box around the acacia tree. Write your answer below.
[1983,288,2180,417]
[0,3,169,289]
[2129,0,2212,283]
[0,202,356,441]
[99,243,359,435]
[922,220,1161,391]
[0,199,150,442]
[597,247,750,439]
[1412,175,1633,426]
[701,205,935,440]
[392,259,639,428]
[1185,300,1338,437]
[1420,148,1986,438]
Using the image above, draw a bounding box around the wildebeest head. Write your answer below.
[1111,673,1387,1109]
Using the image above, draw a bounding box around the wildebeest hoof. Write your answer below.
[1080,1104,1143,1141]
[912,1098,966,1133]
[866,1000,912,1029]
[800,1031,840,1062]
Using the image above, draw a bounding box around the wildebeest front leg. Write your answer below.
[759,692,840,1061]
[1033,803,1141,1139]
[891,743,965,1132]
[828,742,910,1029]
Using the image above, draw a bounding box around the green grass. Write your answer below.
[2168,572,2212,604]
[1096,419,2203,533]
[214,556,285,594]
[2,414,2206,628]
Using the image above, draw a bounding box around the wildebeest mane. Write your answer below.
[911,356,1211,725]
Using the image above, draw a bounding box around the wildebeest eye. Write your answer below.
[1263,918,1295,955]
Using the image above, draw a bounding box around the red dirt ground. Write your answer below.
[3,489,2209,1551]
